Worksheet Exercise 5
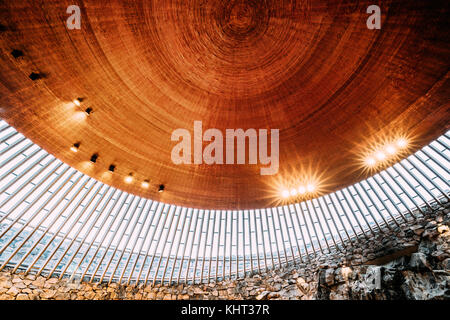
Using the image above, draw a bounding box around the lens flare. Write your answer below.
[385,145,396,155]
[124,174,133,184]
[375,151,386,161]
[397,138,408,148]
[298,186,306,194]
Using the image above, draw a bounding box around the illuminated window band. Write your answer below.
[0,120,448,285]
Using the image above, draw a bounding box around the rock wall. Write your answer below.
[0,200,449,300]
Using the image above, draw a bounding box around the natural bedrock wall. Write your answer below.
[0,200,449,300]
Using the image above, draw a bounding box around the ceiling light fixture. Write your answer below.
[158,184,165,193]
[90,153,98,163]
[142,180,150,189]
[306,183,316,193]
[124,173,133,184]
[397,138,408,148]
[70,142,80,153]
[290,188,297,196]
[73,98,83,106]
[375,151,386,161]
[365,157,376,167]
[282,190,289,198]
[385,145,397,155]
[11,49,23,58]
[108,164,115,172]
[85,107,93,115]
[298,186,306,194]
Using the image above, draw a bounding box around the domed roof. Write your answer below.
[0,0,449,209]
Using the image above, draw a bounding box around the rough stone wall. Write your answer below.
[0,200,449,300]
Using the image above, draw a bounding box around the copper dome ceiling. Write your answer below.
[0,0,449,209]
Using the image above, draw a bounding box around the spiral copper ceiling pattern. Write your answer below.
[0,0,449,209]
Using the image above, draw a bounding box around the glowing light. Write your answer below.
[385,145,397,155]
[397,138,408,148]
[73,99,81,106]
[365,157,376,167]
[70,143,80,153]
[290,189,297,196]
[124,174,133,184]
[306,184,316,192]
[282,190,290,198]
[375,151,386,161]
[298,186,306,194]
[141,180,150,189]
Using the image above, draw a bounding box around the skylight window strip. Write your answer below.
[292,204,312,261]
[271,210,283,260]
[10,173,83,274]
[186,210,201,283]
[396,161,439,205]
[43,181,102,278]
[390,165,431,207]
[99,195,139,283]
[374,174,413,220]
[351,185,383,232]
[285,205,303,263]
[222,210,229,279]
[0,154,54,210]
[341,188,374,237]
[0,136,27,157]
[187,208,202,284]
[358,182,394,231]
[206,209,216,283]
[256,211,269,267]
[151,205,177,285]
[141,202,166,284]
[382,169,424,216]
[434,138,450,154]
[167,206,188,284]
[311,199,336,252]
[87,192,130,282]
[69,188,119,281]
[306,200,329,253]
[214,210,224,282]
[111,198,148,284]
[175,207,194,284]
[0,158,59,230]
[156,205,181,284]
[0,162,64,246]
[317,197,343,250]
[265,208,282,268]
[415,152,450,189]
[424,145,450,169]
[281,206,297,261]
[0,165,70,269]
[0,131,19,145]
[0,143,36,174]
[330,191,362,239]
[295,203,315,258]
[278,206,294,265]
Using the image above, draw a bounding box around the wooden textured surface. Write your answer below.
[0,0,449,209]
